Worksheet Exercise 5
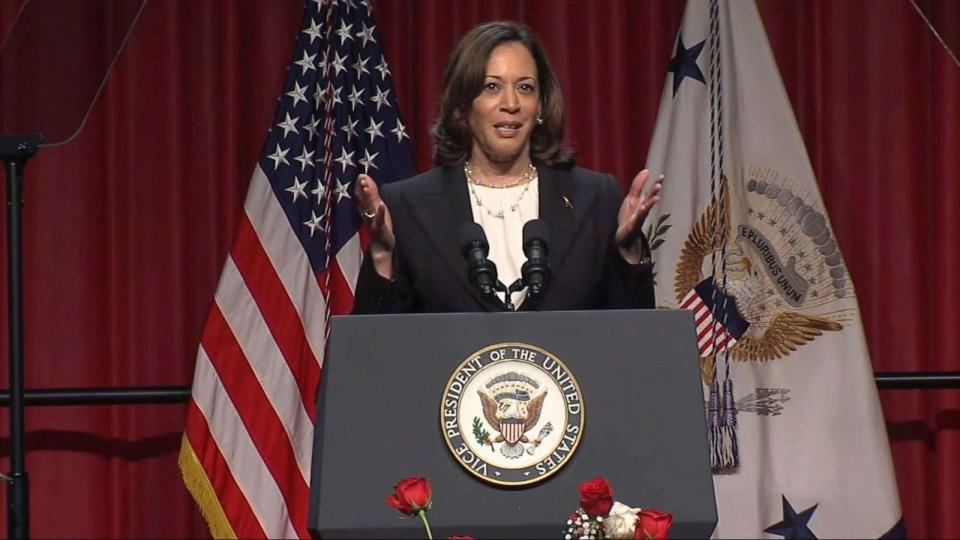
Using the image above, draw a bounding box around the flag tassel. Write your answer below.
[707,376,725,470]
[718,376,740,471]
[179,436,238,539]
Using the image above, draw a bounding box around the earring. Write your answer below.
[536,117,544,125]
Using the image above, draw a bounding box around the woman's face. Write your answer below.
[468,41,541,165]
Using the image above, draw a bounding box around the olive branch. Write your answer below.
[643,213,672,284]
[472,416,494,451]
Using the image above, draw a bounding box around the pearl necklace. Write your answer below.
[464,162,538,219]
[464,161,537,188]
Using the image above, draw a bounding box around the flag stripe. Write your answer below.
[215,256,315,480]
[231,213,320,422]
[245,165,328,366]
[192,347,295,538]
[325,257,356,316]
[201,305,310,539]
[184,401,267,540]
[335,232,362,295]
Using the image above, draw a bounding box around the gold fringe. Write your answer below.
[179,436,238,540]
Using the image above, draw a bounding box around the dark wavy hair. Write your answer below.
[431,21,576,168]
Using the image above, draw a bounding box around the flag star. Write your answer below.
[347,85,366,111]
[268,144,290,169]
[286,176,309,202]
[335,20,354,45]
[370,86,391,112]
[330,84,343,106]
[763,496,819,539]
[334,179,352,203]
[342,0,357,13]
[304,211,324,237]
[359,148,380,172]
[667,34,707,97]
[391,119,409,142]
[302,19,322,43]
[352,55,370,78]
[286,81,309,106]
[357,22,377,47]
[330,52,348,76]
[294,147,315,171]
[275,113,299,138]
[311,180,327,204]
[313,83,325,105]
[304,115,320,141]
[365,118,384,143]
[340,117,359,141]
[317,54,328,75]
[334,148,355,172]
[374,59,391,79]
[294,50,317,75]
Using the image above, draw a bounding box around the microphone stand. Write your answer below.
[501,279,526,312]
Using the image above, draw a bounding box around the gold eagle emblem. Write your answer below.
[674,177,843,376]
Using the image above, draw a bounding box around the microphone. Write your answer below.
[521,219,551,296]
[459,222,499,296]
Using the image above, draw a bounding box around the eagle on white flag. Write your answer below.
[644,1,904,537]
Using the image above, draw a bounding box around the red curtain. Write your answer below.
[0,0,956,537]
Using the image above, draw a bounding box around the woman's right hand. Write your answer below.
[355,174,395,279]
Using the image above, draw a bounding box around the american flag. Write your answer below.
[680,278,749,357]
[179,1,413,538]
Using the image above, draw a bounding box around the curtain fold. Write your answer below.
[0,0,955,537]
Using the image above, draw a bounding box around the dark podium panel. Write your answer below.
[309,309,716,538]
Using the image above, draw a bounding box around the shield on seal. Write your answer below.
[500,418,524,445]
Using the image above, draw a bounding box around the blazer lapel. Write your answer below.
[537,167,579,272]
[407,165,506,311]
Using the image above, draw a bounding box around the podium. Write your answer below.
[308,309,717,538]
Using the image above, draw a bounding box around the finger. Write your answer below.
[372,202,386,229]
[356,174,382,208]
[628,169,650,197]
[639,177,664,206]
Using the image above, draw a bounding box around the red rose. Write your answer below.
[634,509,673,539]
[385,476,433,516]
[578,476,614,518]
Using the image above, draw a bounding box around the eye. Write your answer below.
[483,81,501,93]
[518,82,536,94]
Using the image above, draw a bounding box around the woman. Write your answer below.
[352,21,663,314]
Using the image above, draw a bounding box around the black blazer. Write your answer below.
[351,164,655,313]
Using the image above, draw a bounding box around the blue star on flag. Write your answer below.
[764,495,819,539]
[667,34,706,97]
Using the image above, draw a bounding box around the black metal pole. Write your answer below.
[0,386,192,407]
[2,133,41,540]
[6,156,28,540]
[874,371,960,389]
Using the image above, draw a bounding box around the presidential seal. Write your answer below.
[440,343,584,487]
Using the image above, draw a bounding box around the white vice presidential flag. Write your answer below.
[644,1,903,538]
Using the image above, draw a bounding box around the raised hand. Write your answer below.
[355,174,396,278]
[615,169,664,264]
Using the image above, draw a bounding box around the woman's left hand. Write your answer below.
[615,169,664,264]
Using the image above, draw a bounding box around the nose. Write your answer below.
[499,87,520,113]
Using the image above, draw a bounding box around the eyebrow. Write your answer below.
[484,75,538,82]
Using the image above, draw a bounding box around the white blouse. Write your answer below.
[467,178,539,308]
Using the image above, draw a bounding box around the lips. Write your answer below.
[493,121,524,137]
